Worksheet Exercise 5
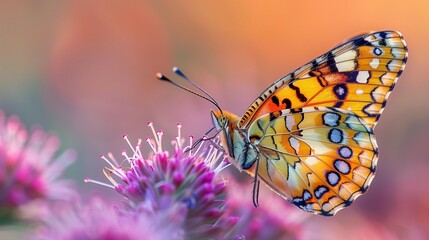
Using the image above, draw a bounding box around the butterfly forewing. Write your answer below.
[239,31,407,129]
[245,107,378,216]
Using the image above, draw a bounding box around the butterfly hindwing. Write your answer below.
[245,107,378,216]
[239,31,407,129]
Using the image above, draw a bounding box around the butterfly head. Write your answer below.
[210,110,241,159]
[210,110,228,130]
[210,109,240,131]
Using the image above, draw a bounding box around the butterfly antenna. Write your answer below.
[173,67,219,105]
[157,67,223,114]
[156,73,221,111]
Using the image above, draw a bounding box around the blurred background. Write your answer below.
[0,0,427,239]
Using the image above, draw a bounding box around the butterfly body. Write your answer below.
[211,30,407,216]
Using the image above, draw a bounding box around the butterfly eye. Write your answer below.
[220,115,229,128]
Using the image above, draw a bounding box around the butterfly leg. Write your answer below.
[252,177,261,207]
[252,147,261,207]
[186,127,220,152]
[208,138,226,152]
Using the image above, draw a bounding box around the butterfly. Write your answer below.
[158,30,407,216]
[209,30,408,216]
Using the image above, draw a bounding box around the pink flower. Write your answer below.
[34,197,172,240]
[0,111,75,221]
[87,123,239,239]
[225,178,307,240]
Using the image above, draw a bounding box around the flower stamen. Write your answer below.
[84,177,115,189]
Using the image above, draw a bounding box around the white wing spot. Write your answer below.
[338,146,353,159]
[303,190,312,201]
[391,48,405,58]
[369,58,380,69]
[327,172,340,186]
[334,160,351,174]
[286,116,295,131]
[356,71,370,83]
[329,128,343,143]
[334,50,357,62]
[289,137,300,153]
[336,61,356,71]
[387,60,402,72]
[386,38,402,47]
[356,89,364,95]
[323,112,340,127]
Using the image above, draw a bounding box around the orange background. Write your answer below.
[0,1,427,238]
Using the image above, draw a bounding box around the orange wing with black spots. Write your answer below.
[239,31,407,129]
[209,30,407,216]
[244,107,378,216]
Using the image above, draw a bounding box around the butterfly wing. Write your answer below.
[210,30,406,215]
[239,30,408,129]
[245,107,377,216]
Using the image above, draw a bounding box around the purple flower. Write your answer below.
[34,197,172,240]
[0,111,76,221]
[87,122,239,239]
[226,179,307,240]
